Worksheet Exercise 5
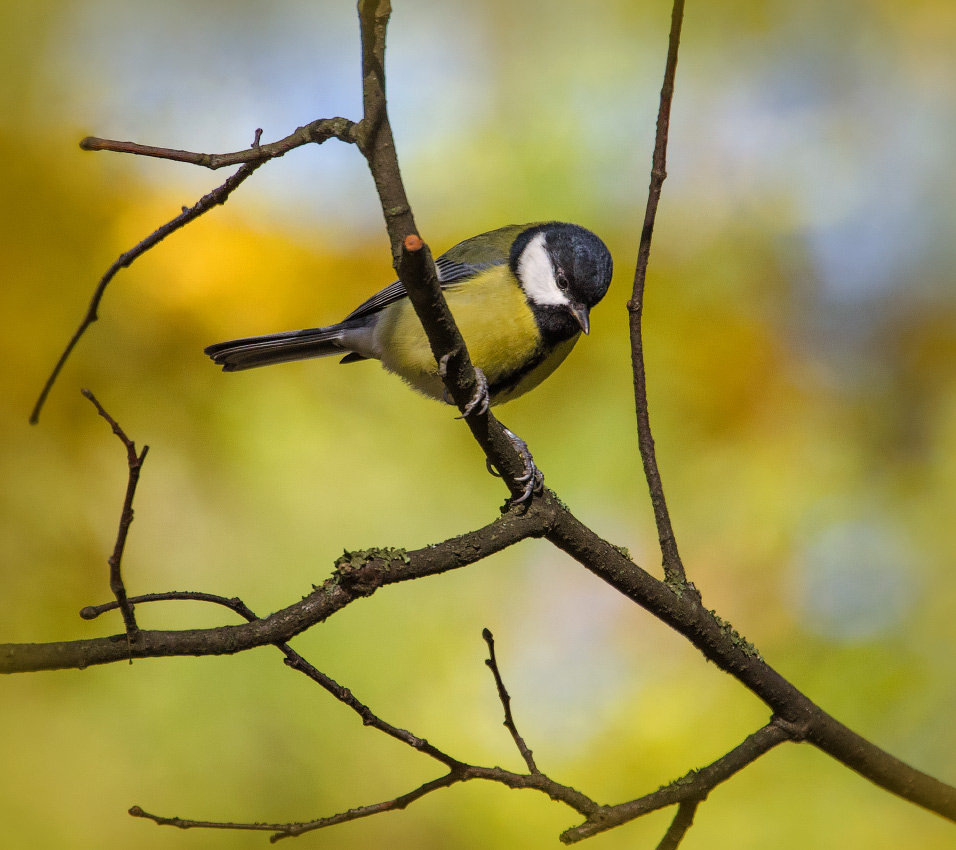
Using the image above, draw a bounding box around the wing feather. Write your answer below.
[342,257,492,321]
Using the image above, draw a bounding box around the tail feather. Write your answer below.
[205,325,350,372]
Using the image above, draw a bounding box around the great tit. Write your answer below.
[205,222,613,500]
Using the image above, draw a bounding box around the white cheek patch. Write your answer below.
[516,232,569,307]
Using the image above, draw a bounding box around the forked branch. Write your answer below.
[30,119,355,425]
[81,389,147,638]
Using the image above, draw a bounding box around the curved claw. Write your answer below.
[501,427,545,506]
[456,367,490,419]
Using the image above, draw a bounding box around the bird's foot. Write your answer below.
[439,357,490,418]
[457,367,490,419]
[486,427,544,506]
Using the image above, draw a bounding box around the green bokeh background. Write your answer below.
[3,0,956,847]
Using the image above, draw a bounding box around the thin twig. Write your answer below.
[281,651,462,767]
[482,628,539,773]
[655,801,699,850]
[80,590,257,623]
[628,0,689,589]
[113,591,595,842]
[31,118,355,425]
[95,588,465,769]
[81,389,145,639]
[79,116,354,170]
[130,773,464,842]
[32,163,260,423]
[561,718,793,842]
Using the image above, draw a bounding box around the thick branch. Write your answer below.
[545,507,956,825]
[628,0,688,588]
[0,505,547,673]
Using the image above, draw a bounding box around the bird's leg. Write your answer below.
[486,426,545,505]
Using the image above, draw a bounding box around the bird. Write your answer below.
[205,221,613,501]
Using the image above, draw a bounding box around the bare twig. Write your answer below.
[561,718,792,843]
[483,628,539,773]
[132,758,602,844]
[96,589,465,771]
[79,116,355,170]
[31,118,355,425]
[113,590,594,842]
[80,590,257,623]
[655,801,699,850]
[628,0,689,589]
[81,389,146,638]
[130,773,463,843]
[32,163,259,423]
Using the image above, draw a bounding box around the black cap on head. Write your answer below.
[510,223,612,306]
[510,222,613,341]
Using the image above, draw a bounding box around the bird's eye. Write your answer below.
[556,272,569,291]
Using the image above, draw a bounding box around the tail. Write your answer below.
[205,324,360,372]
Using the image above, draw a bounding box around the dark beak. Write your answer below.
[569,302,590,335]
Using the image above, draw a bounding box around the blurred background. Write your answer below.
[2,0,955,847]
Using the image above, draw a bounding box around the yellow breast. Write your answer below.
[372,265,578,404]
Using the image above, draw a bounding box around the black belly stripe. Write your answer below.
[487,307,580,400]
[487,346,550,398]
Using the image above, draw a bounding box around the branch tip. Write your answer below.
[404,234,423,251]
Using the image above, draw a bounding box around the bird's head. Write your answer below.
[510,222,613,340]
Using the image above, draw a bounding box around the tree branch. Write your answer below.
[81,389,147,638]
[562,718,792,843]
[483,628,539,774]
[654,801,699,850]
[545,508,956,825]
[0,503,549,673]
[125,597,598,843]
[352,1,544,502]
[628,0,689,589]
[79,116,355,170]
[31,119,355,425]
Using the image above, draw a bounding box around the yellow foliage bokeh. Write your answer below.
[2,1,955,848]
